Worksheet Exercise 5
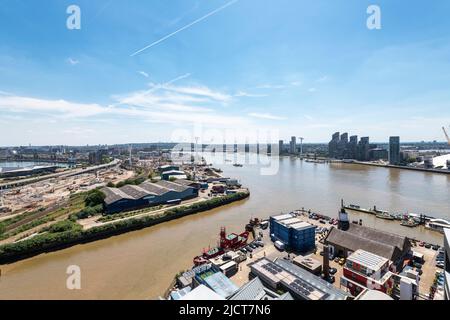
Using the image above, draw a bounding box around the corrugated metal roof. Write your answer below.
[325,224,409,261]
[229,277,267,300]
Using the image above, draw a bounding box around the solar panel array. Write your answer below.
[261,263,283,275]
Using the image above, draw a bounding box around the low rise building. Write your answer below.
[341,249,394,297]
[249,258,349,300]
[270,214,316,253]
[102,179,198,214]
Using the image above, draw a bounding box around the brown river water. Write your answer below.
[0,155,449,299]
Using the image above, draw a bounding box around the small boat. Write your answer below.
[233,163,243,167]
[401,218,419,228]
[375,211,395,220]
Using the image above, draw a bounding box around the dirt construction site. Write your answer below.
[0,167,134,219]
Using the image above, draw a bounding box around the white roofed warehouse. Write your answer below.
[102,179,198,214]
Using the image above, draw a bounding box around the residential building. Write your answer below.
[389,136,401,165]
[290,136,297,154]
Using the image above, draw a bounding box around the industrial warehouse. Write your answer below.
[102,179,199,214]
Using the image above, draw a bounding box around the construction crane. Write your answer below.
[443,126,450,145]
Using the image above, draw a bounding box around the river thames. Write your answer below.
[0,155,448,299]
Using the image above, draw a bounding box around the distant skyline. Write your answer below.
[1,0,450,146]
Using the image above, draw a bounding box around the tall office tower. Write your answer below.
[357,137,370,161]
[328,132,340,158]
[290,136,297,154]
[389,136,401,165]
[278,140,284,155]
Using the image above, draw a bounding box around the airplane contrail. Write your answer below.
[130,0,238,57]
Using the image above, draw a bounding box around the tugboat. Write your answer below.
[401,218,420,228]
[375,211,395,220]
[193,227,249,266]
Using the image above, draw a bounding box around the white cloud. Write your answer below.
[138,71,149,78]
[255,84,286,90]
[234,91,267,98]
[67,58,79,65]
[0,82,248,128]
[308,87,317,92]
[161,84,232,103]
[248,112,286,120]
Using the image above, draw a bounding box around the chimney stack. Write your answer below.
[323,245,330,279]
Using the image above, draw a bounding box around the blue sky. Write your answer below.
[0,0,450,146]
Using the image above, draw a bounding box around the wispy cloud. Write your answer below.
[130,0,239,57]
[138,71,149,78]
[67,58,79,65]
[248,112,286,120]
[0,80,247,127]
[235,91,267,98]
[308,87,317,92]
[255,84,286,90]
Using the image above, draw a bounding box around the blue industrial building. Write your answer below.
[270,214,316,253]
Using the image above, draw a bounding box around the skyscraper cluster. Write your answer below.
[328,132,400,163]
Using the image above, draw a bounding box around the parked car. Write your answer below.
[319,220,326,224]
[436,262,444,269]
[319,251,324,256]
[413,262,422,269]
[245,246,253,253]
[425,243,432,249]
[240,248,247,254]
[339,258,346,266]
[329,267,337,275]
[249,243,257,249]
[419,242,425,247]
[432,245,440,250]
[334,257,340,263]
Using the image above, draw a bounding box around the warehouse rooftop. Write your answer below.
[325,224,410,262]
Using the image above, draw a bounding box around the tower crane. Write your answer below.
[443,126,450,145]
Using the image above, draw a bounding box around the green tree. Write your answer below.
[84,189,106,207]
